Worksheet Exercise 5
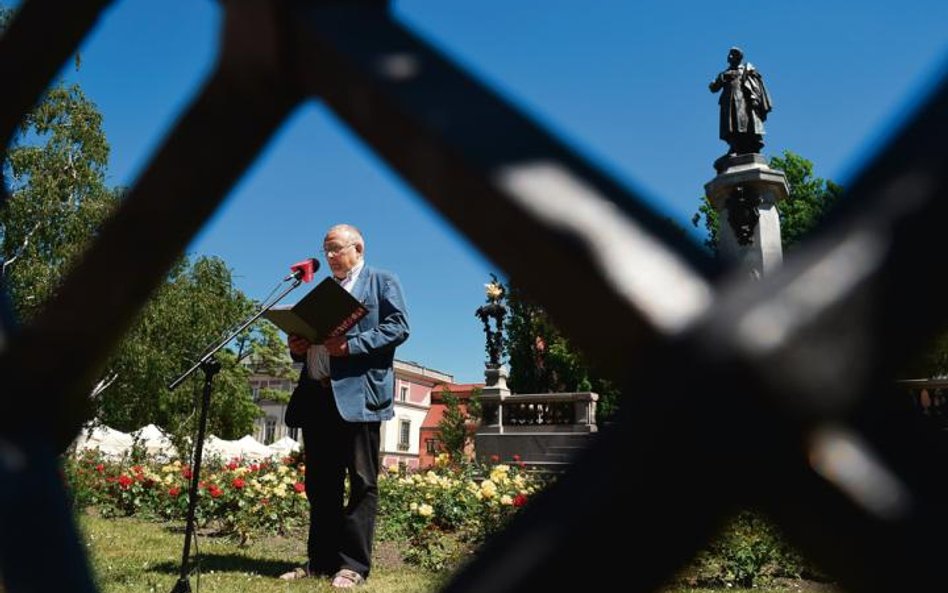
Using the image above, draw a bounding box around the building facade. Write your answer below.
[249,359,454,471]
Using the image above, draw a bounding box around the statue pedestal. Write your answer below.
[704,154,789,279]
[483,366,510,396]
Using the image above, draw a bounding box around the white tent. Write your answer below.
[235,435,273,460]
[132,424,178,460]
[73,424,134,459]
[268,436,301,457]
[203,435,242,461]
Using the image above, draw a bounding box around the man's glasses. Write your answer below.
[322,243,355,257]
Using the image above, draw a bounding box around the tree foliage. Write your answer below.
[504,282,620,422]
[0,45,269,446]
[1,83,117,318]
[436,388,481,462]
[98,256,263,443]
[503,151,843,422]
[241,319,296,380]
[767,151,844,249]
[242,320,297,405]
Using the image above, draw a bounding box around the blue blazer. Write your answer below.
[288,264,410,424]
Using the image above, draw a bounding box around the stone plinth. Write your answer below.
[704,154,789,278]
[483,365,510,396]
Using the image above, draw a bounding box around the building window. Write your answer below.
[399,384,408,402]
[425,438,439,455]
[398,419,411,451]
[264,417,276,444]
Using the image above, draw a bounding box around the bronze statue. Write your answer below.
[709,47,772,156]
[475,274,507,369]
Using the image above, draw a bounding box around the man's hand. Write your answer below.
[324,336,349,357]
[288,334,311,357]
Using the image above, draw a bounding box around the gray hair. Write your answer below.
[327,223,365,250]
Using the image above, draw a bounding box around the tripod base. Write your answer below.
[171,577,191,593]
[170,576,191,593]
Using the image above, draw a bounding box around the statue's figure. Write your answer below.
[475,275,507,369]
[709,47,772,156]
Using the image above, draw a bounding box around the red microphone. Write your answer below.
[284,258,319,283]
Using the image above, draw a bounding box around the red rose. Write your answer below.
[513,493,528,508]
[232,478,246,489]
[168,487,181,497]
[293,482,305,493]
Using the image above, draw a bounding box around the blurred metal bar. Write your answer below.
[280,4,948,593]
[704,73,948,417]
[0,0,303,447]
[1,1,947,593]
[290,1,722,379]
[0,436,98,593]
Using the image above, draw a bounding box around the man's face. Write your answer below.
[323,229,362,278]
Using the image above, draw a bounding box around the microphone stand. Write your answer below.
[167,274,305,593]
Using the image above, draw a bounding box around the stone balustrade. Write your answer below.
[475,391,599,470]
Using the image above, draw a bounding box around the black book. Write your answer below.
[262,277,368,343]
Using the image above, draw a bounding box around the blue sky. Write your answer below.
[14,1,948,384]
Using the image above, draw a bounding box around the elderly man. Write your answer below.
[281,223,409,588]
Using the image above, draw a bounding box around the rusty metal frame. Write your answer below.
[2,1,948,592]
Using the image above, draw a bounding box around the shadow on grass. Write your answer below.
[151,554,299,578]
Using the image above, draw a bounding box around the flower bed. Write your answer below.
[64,448,310,544]
[62,449,549,567]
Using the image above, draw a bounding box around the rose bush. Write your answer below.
[377,452,547,569]
[62,448,550,567]
[63,449,310,545]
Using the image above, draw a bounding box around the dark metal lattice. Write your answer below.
[2,1,948,592]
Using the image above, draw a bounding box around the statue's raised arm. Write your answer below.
[709,47,772,156]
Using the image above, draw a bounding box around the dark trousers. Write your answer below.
[302,383,381,578]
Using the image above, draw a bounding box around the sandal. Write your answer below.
[279,564,312,580]
[331,568,365,588]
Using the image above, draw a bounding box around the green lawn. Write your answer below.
[78,513,443,593]
[73,513,838,593]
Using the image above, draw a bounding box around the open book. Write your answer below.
[262,277,368,343]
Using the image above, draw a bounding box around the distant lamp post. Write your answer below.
[476,275,510,395]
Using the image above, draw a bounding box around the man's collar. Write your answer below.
[334,260,365,283]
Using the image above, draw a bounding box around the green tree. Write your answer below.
[240,319,295,378]
[436,388,481,463]
[0,12,271,447]
[691,149,843,253]
[1,82,118,318]
[243,320,297,404]
[99,256,262,443]
[504,282,620,422]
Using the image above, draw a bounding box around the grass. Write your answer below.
[77,513,443,593]
[71,513,840,593]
